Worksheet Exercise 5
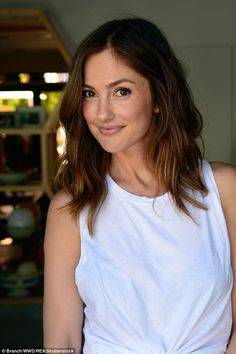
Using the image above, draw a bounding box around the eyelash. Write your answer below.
[116,88,131,96]
[82,87,132,99]
[82,90,95,98]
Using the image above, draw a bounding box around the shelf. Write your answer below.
[0,125,58,198]
[0,127,44,135]
[0,296,43,305]
[0,181,43,192]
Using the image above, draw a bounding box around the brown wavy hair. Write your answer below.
[58,17,207,235]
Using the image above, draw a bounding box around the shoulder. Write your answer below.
[209,161,236,202]
[210,161,236,177]
[44,189,80,258]
[46,189,78,226]
[209,161,236,240]
[48,188,73,213]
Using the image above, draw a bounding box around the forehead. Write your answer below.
[83,49,143,83]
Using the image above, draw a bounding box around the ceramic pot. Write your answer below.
[7,208,35,239]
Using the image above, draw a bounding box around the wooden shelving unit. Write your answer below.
[0,122,57,198]
[0,8,71,310]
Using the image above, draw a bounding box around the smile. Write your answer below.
[99,126,124,135]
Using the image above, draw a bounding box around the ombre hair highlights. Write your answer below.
[57,17,207,235]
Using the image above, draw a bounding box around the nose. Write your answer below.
[97,96,114,122]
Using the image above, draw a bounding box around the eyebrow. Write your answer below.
[83,79,136,89]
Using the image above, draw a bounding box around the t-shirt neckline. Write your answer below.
[106,174,170,203]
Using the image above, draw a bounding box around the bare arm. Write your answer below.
[211,162,236,353]
[43,190,84,352]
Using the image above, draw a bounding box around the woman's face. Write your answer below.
[82,49,158,155]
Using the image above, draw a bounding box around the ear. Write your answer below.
[154,106,159,113]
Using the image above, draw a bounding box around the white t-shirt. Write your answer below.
[75,160,233,354]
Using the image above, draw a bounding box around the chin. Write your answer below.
[100,143,124,154]
[101,147,120,154]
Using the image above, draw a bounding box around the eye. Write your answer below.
[82,89,95,98]
[116,88,131,97]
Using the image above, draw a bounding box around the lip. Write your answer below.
[99,126,125,135]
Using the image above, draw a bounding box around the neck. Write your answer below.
[109,151,166,198]
[110,150,148,178]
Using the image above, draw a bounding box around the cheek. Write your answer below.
[82,102,96,124]
[82,103,99,139]
[129,99,154,127]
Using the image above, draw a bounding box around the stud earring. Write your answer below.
[154,106,159,113]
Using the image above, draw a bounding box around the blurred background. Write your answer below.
[0,0,235,348]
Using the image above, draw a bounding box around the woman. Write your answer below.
[43,17,236,353]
